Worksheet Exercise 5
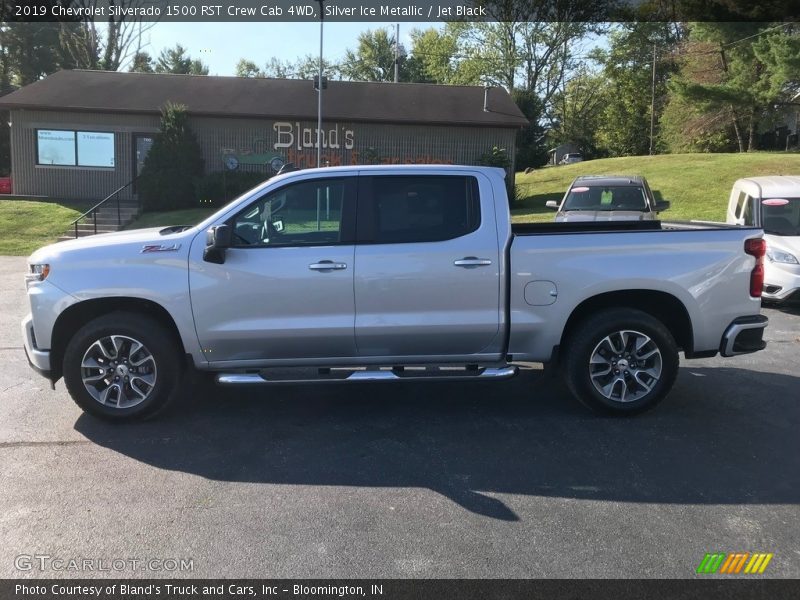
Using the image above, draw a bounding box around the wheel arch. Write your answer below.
[50,297,186,381]
[558,290,694,362]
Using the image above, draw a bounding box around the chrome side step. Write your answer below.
[216,366,518,385]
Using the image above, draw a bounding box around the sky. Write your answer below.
[144,22,431,75]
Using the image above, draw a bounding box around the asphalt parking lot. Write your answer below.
[1,254,798,579]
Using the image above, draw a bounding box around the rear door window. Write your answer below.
[358,175,481,244]
[742,195,755,226]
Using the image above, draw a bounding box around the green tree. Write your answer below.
[549,67,609,159]
[130,51,154,73]
[137,103,205,211]
[235,55,337,79]
[593,22,680,156]
[155,44,209,75]
[235,58,264,78]
[405,27,469,84]
[667,23,800,152]
[339,28,406,82]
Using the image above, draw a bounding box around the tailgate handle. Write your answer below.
[309,261,347,271]
[454,257,492,267]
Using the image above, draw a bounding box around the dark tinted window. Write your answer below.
[563,185,647,211]
[762,198,800,235]
[367,176,480,244]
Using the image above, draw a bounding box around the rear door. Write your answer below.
[353,172,502,358]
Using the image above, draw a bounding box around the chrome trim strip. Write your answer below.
[721,320,768,357]
[216,366,518,385]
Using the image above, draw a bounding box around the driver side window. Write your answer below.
[231,178,353,247]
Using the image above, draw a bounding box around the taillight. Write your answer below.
[744,238,766,298]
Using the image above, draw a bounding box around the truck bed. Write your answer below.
[511,220,751,236]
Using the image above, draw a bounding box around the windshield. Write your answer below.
[563,185,648,211]
[762,198,800,236]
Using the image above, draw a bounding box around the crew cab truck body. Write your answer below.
[22,165,768,421]
[726,176,800,304]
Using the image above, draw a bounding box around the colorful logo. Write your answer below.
[696,552,774,574]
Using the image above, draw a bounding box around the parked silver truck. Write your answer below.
[23,165,768,421]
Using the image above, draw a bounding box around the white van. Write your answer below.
[727,176,800,303]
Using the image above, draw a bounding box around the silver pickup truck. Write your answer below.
[22,165,768,421]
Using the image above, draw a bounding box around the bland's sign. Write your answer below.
[273,121,355,150]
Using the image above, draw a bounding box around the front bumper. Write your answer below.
[763,261,800,302]
[21,313,52,378]
[720,315,768,357]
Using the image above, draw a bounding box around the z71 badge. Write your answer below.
[140,244,181,253]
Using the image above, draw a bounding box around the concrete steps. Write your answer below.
[59,199,141,242]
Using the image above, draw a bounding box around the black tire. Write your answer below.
[562,308,679,415]
[62,311,183,422]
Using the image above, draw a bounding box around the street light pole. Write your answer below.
[316,0,325,168]
[649,41,657,156]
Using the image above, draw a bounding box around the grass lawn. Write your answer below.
[512,152,800,223]
[0,199,89,256]
[125,208,216,230]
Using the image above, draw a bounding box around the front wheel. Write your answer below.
[62,311,183,421]
[562,308,679,415]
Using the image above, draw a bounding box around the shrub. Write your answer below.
[477,146,511,169]
[195,170,269,207]
[138,103,205,212]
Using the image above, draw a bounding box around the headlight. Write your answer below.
[766,250,799,264]
[25,264,50,286]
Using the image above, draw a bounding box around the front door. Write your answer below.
[189,176,358,364]
[353,173,502,358]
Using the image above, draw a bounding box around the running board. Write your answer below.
[216,366,518,385]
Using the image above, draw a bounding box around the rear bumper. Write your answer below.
[720,315,768,357]
[21,314,52,378]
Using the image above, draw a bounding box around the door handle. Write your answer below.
[454,257,492,267]
[309,260,347,271]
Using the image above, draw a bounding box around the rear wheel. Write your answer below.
[562,308,679,415]
[62,312,183,421]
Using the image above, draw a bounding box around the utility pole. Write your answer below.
[649,41,657,156]
[394,23,400,83]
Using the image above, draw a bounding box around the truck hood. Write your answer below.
[29,226,197,264]
[556,210,651,222]
[765,233,800,256]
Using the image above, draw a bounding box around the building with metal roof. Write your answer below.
[0,70,528,202]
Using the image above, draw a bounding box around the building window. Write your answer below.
[36,129,115,167]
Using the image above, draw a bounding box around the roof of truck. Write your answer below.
[571,175,646,187]
[735,176,800,197]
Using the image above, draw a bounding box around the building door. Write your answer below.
[132,134,155,192]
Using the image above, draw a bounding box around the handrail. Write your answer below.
[69,176,139,238]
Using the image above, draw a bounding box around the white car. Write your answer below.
[726,176,800,304]
[560,152,584,165]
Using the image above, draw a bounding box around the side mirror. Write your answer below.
[545,200,560,210]
[203,224,232,264]
[655,200,670,212]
